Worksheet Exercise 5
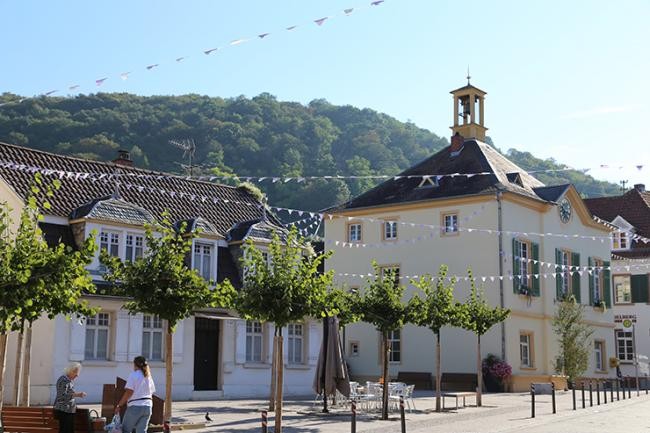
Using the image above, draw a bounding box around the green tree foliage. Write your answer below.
[552,295,594,383]
[0,174,97,407]
[410,266,461,411]
[101,213,235,422]
[220,227,333,433]
[355,262,418,420]
[457,270,510,406]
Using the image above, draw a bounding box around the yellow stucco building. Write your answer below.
[325,81,614,392]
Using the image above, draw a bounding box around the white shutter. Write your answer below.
[114,311,130,362]
[69,317,86,361]
[235,320,246,364]
[172,320,184,363]
[128,314,144,360]
[308,321,320,366]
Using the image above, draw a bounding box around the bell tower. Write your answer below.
[450,72,487,142]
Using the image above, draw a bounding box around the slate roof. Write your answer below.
[0,141,270,236]
[227,217,288,243]
[70,197,155,225]
[533,185,571,203]
[584,187,650,256]
[333,139,546,211]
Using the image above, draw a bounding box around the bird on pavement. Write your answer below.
[205,412,213,422]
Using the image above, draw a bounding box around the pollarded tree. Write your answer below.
[0,175,97,407]
[552,295,593,383]
[410,265,461,412]
[101,213,235,422]
[458,269,510,407]
[356,262,418,421]
[221,227,333,433]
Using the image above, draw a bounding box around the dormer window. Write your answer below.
[100,231,120,257]
[126,233,144,262]
[193,243,213,280]
[417,176,438,189]
[506,172,523,187]
[612,231,629,250]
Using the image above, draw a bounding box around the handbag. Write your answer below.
[104,413,122,433]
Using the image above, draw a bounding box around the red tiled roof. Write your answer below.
[0,141,266,236]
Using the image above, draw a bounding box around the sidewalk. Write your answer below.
[86,390,650,432]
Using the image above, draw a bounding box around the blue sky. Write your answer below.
[1,0,648,186]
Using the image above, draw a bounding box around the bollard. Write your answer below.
[628,379,632,399]
[582,382,586,409]
[617,380,621,401]
[351,400,357,433]
[400,396,406,433]
[551,382,556,414]
[572,382,576,411]
[604,381,607,404]
[596,382,600,405]
[589,382,593,407]
[531,384,536,418]
[610,379,614,403]
[261,410,268,433]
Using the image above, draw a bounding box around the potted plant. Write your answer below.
[482,354,512,392]
[609,357,620,369]
[594,299,606,311]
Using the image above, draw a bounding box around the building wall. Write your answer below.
[0,176,25,236]
[326,191,614,390]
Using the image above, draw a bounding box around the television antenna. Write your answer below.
[169,139,197,176]
[620,179,629,191]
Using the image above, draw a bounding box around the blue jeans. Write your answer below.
[121,405,152,433]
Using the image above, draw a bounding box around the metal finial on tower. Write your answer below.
[466,65,471,85]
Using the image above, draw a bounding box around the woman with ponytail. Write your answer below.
[116,356,156,433]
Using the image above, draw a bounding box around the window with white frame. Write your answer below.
[287,323,304,364]
[616,330,634,361]
[614,275,632,304]
[126,233,144,262]
[142,314,164,361]
[520,333,532,368]
[517,240,530,284]
[246,320,263,363]
[348,223,362,242]
[612,231,629,250]
[100,231,120,257]
[595,340,605,371]
[443,213,458,234]
[383,221,398,240]
[85,313,110,360]
[193,243,213,280]
[388,329,401,363]
[560,250,571,295]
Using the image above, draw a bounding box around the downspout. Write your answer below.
[496,189,506,361]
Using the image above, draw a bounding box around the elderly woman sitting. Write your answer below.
[53,362,87,433]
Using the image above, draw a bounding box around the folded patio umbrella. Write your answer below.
[313,316,351,403]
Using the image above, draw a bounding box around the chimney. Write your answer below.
[113,149,133,167]
[634,183,645,193]
[450,132,465,154]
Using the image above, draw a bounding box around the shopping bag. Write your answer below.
[104,413,122,433]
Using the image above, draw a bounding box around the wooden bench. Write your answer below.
[396,371,433,390]
[1,407,58,433]
[0,407,92,433]
[440,373,478,410]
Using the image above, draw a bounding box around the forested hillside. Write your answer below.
[0,92,621,210]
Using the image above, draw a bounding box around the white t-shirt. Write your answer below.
[125,370,156,407]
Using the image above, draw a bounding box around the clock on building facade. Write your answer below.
[558,198,572,223]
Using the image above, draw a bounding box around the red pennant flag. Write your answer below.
[258,33,270,39]
[146,64,159,70]
[95,78,108,86]
[203,48,219,55]
[314,17,328,26]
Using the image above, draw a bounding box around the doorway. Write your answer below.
[194,317,220,390]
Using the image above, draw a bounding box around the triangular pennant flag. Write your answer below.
[69,84,80,90]
[230,39,247,45]
[258,33,270,39]
[344,8,354,15]
[204,48,219,55]
[176,57,186,62]
[95,77,108,86]
[286,25,298,31]
[314,17,329,26]
[146,64,159,70]
[120,72,131,80]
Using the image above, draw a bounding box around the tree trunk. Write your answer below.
[0,333,7,411]
[435,332,441,412]
[19,325,32,407]
[13,329,24,406]
[274,331,284,433]
[381,331,389,420]
[269,327,277,412]
[164,325,173,422]
[476,334,482,407]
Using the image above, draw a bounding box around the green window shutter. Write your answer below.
[571,252,581,303]
[603,261,611,307]
[532,242,540,296]
[631,274,649,303]
[588,257,594,306]
[513,238,520,294]
[555,248,562,300]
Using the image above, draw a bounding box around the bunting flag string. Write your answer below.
[510,255,650,272]
[2,159,650,246]
[0,0,389,107]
